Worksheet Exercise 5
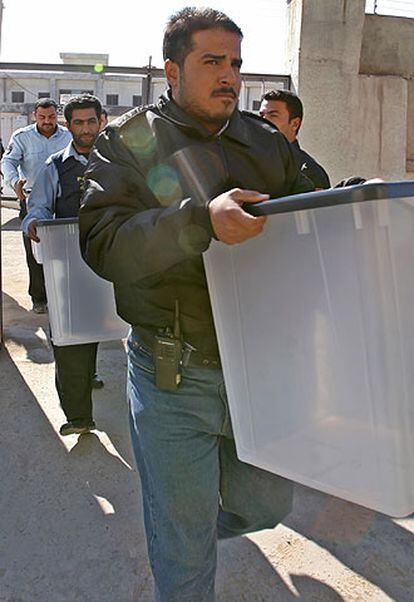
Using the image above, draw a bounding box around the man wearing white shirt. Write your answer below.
[1,99,72,313]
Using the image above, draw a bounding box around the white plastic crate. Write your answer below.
[204,181,414,517]
[35,218,128,345]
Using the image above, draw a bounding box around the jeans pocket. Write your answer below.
[128,336,155,375]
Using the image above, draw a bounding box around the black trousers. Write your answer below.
[52,341,98,424]
[22,229,47,305]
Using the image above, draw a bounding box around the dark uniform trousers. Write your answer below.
[52,340,98,423]
[51,153,98,424]
[20,201,47,304]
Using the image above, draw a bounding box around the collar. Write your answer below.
[291,138,301,150]
[61,141,89,164]
[156,91,251,147]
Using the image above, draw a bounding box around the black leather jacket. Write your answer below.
[79,93,313,360]
[291,139,331,190]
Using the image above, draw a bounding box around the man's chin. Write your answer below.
[210,100,236,120]
[181,100,236,131]
[75,137,95,148]
[38,126,54,134]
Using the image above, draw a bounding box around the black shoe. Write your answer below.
[59,420,96,436]
[91,374,104,389]
[32,301,48,314]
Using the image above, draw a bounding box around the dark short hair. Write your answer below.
[261,89,303,123]
[163,6,243,66]
[34,98,58,112]
[63,94,102,122]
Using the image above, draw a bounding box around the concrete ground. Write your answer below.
[1,204,413,602]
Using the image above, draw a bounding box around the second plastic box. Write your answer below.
[35,218,128,345]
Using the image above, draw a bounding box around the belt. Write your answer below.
[131,327,221,369]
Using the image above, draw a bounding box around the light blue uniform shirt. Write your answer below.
[1,123,72,190]
[21,141,89,235]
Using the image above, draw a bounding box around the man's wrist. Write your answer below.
[23,216,36,235]
[205,199,219,240]
[191,202,215,247]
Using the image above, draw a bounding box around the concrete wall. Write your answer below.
[408,81,414,174]
[4,77,47,103]
[360,15,414,77]
[60,53,109,66]
[103,78,143,106]
[361,14,414,176]
[287,0,413,183]
[0,112,27,149]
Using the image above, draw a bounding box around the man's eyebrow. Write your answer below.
[201,53,242,67]
[202,53,226,60]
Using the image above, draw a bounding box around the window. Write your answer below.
[59,89,94,102]
[60,89,94,95]
[252,100,261,111]
[106,94,119,106]
[59,91,72,105]
[38,92,50,99]
[11,91,24,103]
[132,94,142,107]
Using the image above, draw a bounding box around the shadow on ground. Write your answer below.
[0,346,151,602]
[217,536,344,601]
[284,485,414,601]
[3,291,52,364]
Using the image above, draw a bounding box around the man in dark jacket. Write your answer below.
[260,89,331,190]
[23,94,103,436]
[79,7,313,601]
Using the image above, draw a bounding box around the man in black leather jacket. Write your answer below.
[260,89,331,190]
[79,7,313,601]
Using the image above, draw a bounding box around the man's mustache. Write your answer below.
[211,87,237,98]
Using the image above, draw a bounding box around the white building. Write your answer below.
[0,53,290,146]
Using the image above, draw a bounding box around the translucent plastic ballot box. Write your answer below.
[203,181,414,517]
[34,218,129,345]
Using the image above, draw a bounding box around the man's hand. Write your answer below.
[27,220,39,243]
[208,188,269,245]
[13,179,27,201]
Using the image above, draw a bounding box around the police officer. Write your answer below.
[1,98,72,313]
[23,94,103,436]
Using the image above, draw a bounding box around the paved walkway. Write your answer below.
[1,206,413,601]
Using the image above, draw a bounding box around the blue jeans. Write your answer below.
[127,330,293,601]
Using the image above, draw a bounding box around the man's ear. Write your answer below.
[291,117,301,134]
[165,59,179,88]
